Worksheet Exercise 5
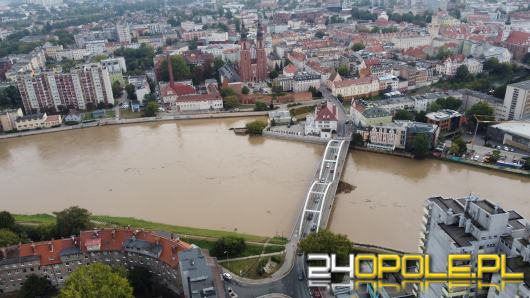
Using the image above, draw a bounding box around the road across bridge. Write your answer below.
[298,137,351,237]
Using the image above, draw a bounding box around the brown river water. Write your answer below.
[0,117,529,252]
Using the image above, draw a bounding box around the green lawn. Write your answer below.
[119,109,143,119]
[13,213,56,225]
[222,254,285,279]
[13,213,288,245]
[181,237,284,259]
[105,110,115,118]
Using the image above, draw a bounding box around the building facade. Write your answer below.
[238,23,267,82]
[16,64,114,113]
[503,80,530,121]
[0,228,192,295]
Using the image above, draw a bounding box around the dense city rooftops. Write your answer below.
[0,228,191,268]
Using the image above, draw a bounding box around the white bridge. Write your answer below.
[298,138,350,236]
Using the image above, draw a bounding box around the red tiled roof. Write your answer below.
[506,31,530,45]
[161,83,196,97]
[334,76,373,88]
[284,64,297,74]
[315,102,337,121]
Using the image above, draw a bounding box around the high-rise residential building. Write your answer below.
[503,80,530,120]
[419,196,530,298]
[115,23,131,44]
[16,64,114,113]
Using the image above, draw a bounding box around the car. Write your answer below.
[313,197,319,203]
[310,224,317,232]
[496,145,501,150]
[307,213,314,220]
[504,146,509,151]
[510,148,515,152]
[227,287,238,298]
[297,250,304,256]
[157,107,165,112]
[320,179,325,183]
[222,273,233,281]
[474,155,480,161]
[297,271,305,280]
[325,163,330,168]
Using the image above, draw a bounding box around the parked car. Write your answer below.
[307,213,314,220]
[227,287,238,298]
[310,224,317,232]
[298,270,305,281]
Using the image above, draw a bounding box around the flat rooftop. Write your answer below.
[510,80,530,91]
[474,200,506,215]
[439,223,476,248]
[428,197,464,214]
[491,121,530,139]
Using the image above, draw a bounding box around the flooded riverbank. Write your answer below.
[1,118,529,251]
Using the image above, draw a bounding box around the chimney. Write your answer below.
[167,54,174,87]
[48,242,54,253]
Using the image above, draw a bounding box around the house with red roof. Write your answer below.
[283,63,297,77]
[304,101,338,139]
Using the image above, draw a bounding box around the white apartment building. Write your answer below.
[391,34,432,50]
[101,57,127,73]
[54,49,90,61]
[419,196,530,298]
[115,24,131,43]
[503,80,530,120]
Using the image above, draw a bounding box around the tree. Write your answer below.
[412,134,430,158]
[454,65,472,82]
[160,55,191,82]
[242,86,250,95]
[352,133,364,146]
[127,267,153,297]
[223,95,239,110]
[0,229,20,247]
[427,101,442,112]
[188,37,198,50]
[0,86,23,110]
[112,81,124,99]
[449,137,467,156]
[415,110,427,122]
[436,96,462,110]
[220,87,236,98]
[488,149,501,163]
[0,211,15,230]
[352,43,365,51]
[299,230,353,277]
[211,236,246,258]
[125,83,137,101]
[466,102,494,130]
[143,93,156,103]
[314,31,325,39]
[337,65,349,77]
[269,69,279,80]
[143,101,158,117]
[18,274,53,298]
[59,263,133,298]
[245,120,267,135]
[394,109,414,120]
[213,57,225,72]
[254,101,268,111]
[54,206,92,238]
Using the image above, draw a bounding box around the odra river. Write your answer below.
[0,118,529,252]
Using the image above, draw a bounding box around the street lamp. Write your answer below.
[224,250,229,267]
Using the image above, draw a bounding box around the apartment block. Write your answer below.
[419,196,530,298]
[16,64,114,113]
[503,80,530,121]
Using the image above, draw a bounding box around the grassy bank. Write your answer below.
[13,213,289,245]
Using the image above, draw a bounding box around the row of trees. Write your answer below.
[0,206,93,249]
[0,86,22,110]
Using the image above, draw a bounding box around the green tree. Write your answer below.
[299,230,352,269]
[18,274,53,298]
[269,69,279,80]
[211,236,246,258]
[143,101,158,117]
[160,55,191,82]
[245,120,267,135]
[254,101,268,111]
[314,31,325,39]
[112,81,123,99]
[415,110,427,122]
[352,43,365,51]
[488,149,501,163]
[125,83,137,101]
[454,65,472,82]
[59,263,133,298]
[337,65,349,77]
[0,211,15,230]
[114,44,155,75]
[143,93,156,103]
[54,206,92,238]
[220,87,236,98]
[242,86,250,95]
[466,102,494,129]
[127,267,153,297]
[427,101,442,112]
[436,96,462,110]
[352,133,364,146]
[0,229,21,247]
[449,137,467,156]
[412,134,430,158]
[394,109,414,120]
[223,95,239,109]
[213,57,225,72]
